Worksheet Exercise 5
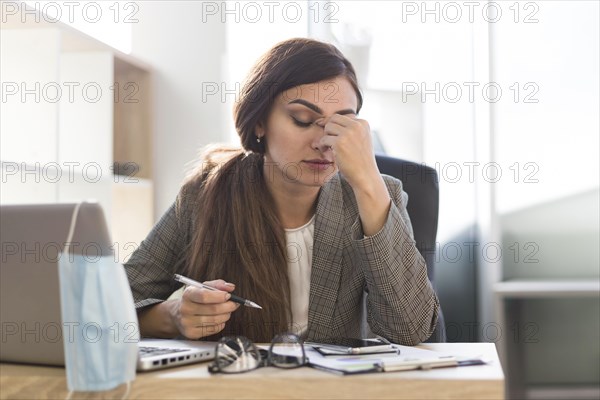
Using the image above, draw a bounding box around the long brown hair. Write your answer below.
[184,38,363,342]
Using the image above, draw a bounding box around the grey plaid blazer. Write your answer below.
[124,173,440,345]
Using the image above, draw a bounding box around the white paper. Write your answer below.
[305,344,457,374]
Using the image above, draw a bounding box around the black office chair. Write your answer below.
[375,154,446,342]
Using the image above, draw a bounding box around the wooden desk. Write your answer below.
[1,343,504,400]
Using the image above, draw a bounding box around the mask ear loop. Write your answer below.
[63,202,134,400]
[121,381,132,400]
[63,202,82,400]
[64,202,83,256]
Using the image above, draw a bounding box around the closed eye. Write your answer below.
[291,117,313,128]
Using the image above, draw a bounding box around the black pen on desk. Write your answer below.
[173,274,263,309]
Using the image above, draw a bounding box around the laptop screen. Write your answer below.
[0,202,112,366]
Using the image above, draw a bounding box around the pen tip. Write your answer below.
[248,301,263,309]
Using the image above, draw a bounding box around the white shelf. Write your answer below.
[0,2,151,71]
[494,280,600,298]
[1,3,154,248]
[526,386,600,400]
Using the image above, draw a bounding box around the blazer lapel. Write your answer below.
[307,174,345,340]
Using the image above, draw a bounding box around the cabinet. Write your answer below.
[1,7,153,262]
[495,280,600,400]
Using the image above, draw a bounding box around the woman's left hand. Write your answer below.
[318,114,392,236]
[318,114,380,192]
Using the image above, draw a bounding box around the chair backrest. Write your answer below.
[375,154,439,282]
[375,154,446,342]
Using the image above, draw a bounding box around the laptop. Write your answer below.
[0,202,214,371]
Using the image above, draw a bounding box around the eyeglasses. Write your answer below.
[208,332,307,374]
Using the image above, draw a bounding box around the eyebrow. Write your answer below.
[287,99,356,116]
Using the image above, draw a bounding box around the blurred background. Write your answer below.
[1,1,598,398]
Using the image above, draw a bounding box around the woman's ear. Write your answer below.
[255,122,265,137]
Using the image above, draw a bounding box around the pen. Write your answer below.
[173,274,263,309]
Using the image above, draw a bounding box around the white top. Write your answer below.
[284,214,316,337]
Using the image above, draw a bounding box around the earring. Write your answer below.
[256,136,261,143]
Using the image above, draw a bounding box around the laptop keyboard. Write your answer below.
[139,346,188,357]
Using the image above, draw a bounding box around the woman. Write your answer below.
[124,38,440,345]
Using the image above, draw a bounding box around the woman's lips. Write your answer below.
[303,160,334,171]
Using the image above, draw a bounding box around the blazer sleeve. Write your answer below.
[349,175,440,345]
[123,185,195,310]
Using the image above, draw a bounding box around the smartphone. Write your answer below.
[305,337,395,355]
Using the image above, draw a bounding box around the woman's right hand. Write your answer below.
[170,279,240,339]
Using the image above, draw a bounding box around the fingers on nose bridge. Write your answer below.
[315,115,330,127]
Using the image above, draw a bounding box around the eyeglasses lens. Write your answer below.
[214,337,261,373]
[268,333,306,368]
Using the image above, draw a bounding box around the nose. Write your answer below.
[312,117,332,153]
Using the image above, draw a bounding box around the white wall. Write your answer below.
[0,29,60,166]
[224,3,308,143]
[130,1,228,219]
[491,1,599,276]
[492,1,600,214]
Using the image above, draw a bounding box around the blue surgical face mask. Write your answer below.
[58,203,139,392]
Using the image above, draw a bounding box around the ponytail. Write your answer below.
[184,147,291,341]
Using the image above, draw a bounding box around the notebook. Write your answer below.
[305,344,461,375]
[0,203,214,371]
